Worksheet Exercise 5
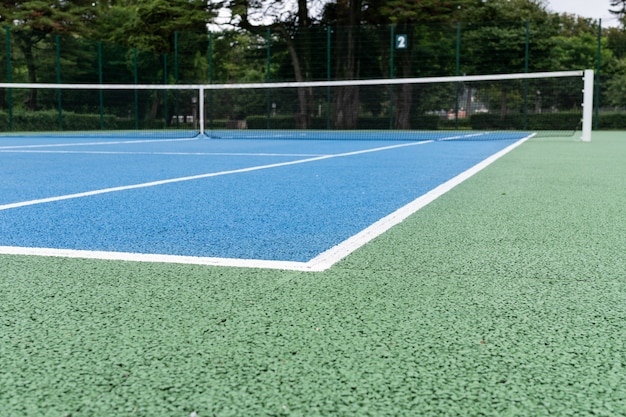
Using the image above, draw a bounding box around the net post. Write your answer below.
[199,86,205,137]
[581,69,594,142]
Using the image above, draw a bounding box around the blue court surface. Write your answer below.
[0,131,529,270]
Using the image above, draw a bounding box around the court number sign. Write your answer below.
[395,34,408,49]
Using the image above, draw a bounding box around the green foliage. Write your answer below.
[598,112,626,128]
[550,33,613,71]
[210,30,271,83]
[469,111,582,130]
[413,114,442,129]
[0,110,117,131]
[245,115,443,130]
[121,0,211,53]
[375,0,471,24]
[460,0,560,74]
[88,5,136,46]
[606,27,626,60]
[604,59,626,107]
[0,0,95,34]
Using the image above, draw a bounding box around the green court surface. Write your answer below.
[2,132,626,416]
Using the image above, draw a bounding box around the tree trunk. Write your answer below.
[394,83,413,129]
[280,27,312,129]
[238,0,315,130]
[332,0,362,130]
[22,44,39,111]
[333,85,360,129]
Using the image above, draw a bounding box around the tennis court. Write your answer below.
[0,131,528,270]
[2,128,626,416]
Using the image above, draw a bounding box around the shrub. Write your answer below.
[0,110,118,132]
[597,112,626,129]
[470,112,581,131]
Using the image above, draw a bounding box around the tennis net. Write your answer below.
[0,70,593,140]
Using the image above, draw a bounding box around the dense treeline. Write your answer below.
[1,0,626,130]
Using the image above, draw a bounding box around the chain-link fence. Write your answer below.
[0,20,622,129]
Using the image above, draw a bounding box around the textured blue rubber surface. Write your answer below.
[1,134,521,261]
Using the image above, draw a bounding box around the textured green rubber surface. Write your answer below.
[2,132,626,416]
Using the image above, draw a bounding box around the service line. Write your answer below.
[0,139,434,212]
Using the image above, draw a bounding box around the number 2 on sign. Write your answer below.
[395,34,408,49]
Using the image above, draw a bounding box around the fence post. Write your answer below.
[523,20,530,130]
[266,28,271,129]
[326,25,331,130]
[208,32,213,132]
[595,19,602,129]
[98,41,104,130]
[133,48,139,130]
[174,31,179,83]
[455,21,461,129]
[389,24,395,129]
[56,35,62,130]
[5,26,13,131]
[174,32,180,128]
[163,53,168,128]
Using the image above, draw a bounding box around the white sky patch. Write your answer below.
[208,0,327,31]
[547,0,620,26]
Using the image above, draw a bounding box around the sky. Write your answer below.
[211,1,622,28]
[546,0,621,26]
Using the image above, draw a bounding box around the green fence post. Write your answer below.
[523,20,529,130]
[389,24,395,130]
[134,48,139,130]
[98,41,104,130]
[595,19,602,129]
[56,35,62,131]
[174,32,179,128]
[326,25,331,130]
[208,32,213,131]
[174,31,179,83]
[266,28,271,129]
[455,21,461,129]
[163,53,168,128]
[5,26,13,131]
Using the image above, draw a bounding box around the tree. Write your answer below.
[460,0,558,116]
[118,0,211,53]
[368,0,471,128]
[227,0,320,128]
[604,58,626,107]
[0,0,97,108]
[610,0,626,26]
[322,0,363,129]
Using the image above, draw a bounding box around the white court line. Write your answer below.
[0,137,198,150]
[0,149,326,157]
[0,140,434,211]
[0,133,529,271]
[306,134,534,271]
